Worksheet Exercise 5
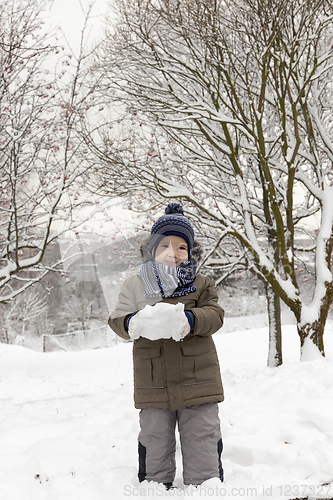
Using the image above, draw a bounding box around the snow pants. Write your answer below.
[138,402,223,486]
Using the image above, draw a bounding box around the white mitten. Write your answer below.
[128,311,143,340]
[171,314,191,341]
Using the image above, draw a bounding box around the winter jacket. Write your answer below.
[108,273,224,411]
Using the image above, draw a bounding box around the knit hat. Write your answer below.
[150,203,195,259]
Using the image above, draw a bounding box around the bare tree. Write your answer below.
[87,0,333,361]
[16,288,48,337]
[0,1,102,304]
[63,290,94,333]
[0,300,19,343]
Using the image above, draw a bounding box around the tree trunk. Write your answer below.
[266,285,283,367]
[297,320,325,360]
[297,291,332,360]
[0,327,9,344]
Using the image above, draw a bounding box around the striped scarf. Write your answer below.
[138,259,198,299]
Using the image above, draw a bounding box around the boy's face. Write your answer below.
[155,235,188,267]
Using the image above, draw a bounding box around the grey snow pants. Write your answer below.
[138,402,223,486]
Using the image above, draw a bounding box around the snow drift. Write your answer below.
[0,320,333,499]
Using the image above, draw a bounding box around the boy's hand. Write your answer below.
[128,302,192,341]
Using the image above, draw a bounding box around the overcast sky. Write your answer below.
[41,0,108,54]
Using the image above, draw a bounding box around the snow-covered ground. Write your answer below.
[1,319,333,499]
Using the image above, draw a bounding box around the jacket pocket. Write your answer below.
[134,346,165,389]
[181,341,215,386]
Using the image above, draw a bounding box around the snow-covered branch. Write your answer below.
[0,1,102,303]
[87,0,333,358]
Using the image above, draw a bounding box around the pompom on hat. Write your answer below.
[149,203,195,259]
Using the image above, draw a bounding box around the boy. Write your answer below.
[109,203,224,488]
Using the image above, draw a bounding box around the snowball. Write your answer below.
[128,302,189,341]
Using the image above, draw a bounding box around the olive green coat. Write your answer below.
[108,273,224,411]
